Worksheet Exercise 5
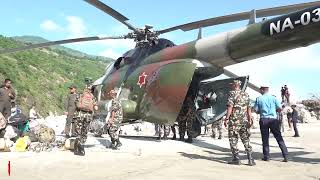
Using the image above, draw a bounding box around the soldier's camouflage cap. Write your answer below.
[229,79,241,85]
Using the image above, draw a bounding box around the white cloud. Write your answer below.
[99,49,122,59]
[225,45,320,101]
[40,20,63,32]
[110,24,130,35]
[66,16,87,38]
[98,37,135,49]
[226,46,320,84]
[96,33,135,59]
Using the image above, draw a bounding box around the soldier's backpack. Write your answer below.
[8,113,27,126]
[37,125,55,143]
[77,90,94,112]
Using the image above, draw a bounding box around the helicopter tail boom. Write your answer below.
[194,5,320,67]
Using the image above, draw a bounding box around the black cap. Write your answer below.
[68,84,77,89]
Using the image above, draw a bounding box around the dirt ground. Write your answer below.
[0,120,319,180]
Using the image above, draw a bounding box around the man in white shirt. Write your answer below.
[29,105,38,120]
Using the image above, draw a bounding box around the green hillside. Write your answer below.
[0,35,110,116]
[13,35,113,62]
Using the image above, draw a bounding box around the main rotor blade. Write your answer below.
[0,36,124,54]
[158,1,320,34]
[223,69,260,93]
[84,0,137,32]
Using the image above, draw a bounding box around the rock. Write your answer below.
[121,122,158,136]
[0,138,13,152]
[43,115,66,135]
[64,138,76,150]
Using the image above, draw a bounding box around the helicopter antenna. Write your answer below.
[197,27,202,40]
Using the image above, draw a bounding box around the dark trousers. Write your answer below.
[292,121,299,136]
[259,118,288,158]
[0,101,11,119]
[171,125,176,137]
[65,114,75,136]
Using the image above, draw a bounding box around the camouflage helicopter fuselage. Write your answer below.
[94,6,320,126]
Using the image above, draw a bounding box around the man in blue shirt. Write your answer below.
[254,85,288,162]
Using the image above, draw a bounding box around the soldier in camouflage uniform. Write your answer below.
[106,88,123,150]
[211,118,223,139]
[74,111,93,155]
[156,124,170,140]
[223,80,255,166]
[73,87,97,156]
[177,96,195,143]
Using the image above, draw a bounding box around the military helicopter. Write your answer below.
[1,0,320,137]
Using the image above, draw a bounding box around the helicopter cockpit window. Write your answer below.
[114,57,123,70]
[149,38,175,54]
[114,39,176,67]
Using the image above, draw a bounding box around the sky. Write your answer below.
[1,0,319,101]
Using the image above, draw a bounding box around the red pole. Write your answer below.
[8,161,10,176]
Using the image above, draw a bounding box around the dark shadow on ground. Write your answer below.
[95,138,110,147]
[181,138,320,165]
[120,135,161,142]
[250,141,304,150]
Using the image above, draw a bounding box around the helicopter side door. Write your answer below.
[196,76,249,125]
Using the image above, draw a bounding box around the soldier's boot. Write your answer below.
[228,155,241,165]
[172,134,176,140]
[185,136,193,143]
[110,139,117,150]
[78,143,85,156]
[162,134,168,140]
[211,134,216,139]
[115,139,122,148]
[156,136,162,140]
[218,134,222,139]
[247,152,256,166]
[73,138,81,155]
[179,134,185,141]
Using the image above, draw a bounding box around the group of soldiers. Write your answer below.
[155,95,196,143]
[0,77,292,166]
[64,83,123,156]
[154,79,262,166]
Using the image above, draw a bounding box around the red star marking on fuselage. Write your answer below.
[137,72,148,88]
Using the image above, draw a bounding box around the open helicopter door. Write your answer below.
[195,76,249,126]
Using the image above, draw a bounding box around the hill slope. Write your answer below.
[0,35,109,115]
[13,35,113,62]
